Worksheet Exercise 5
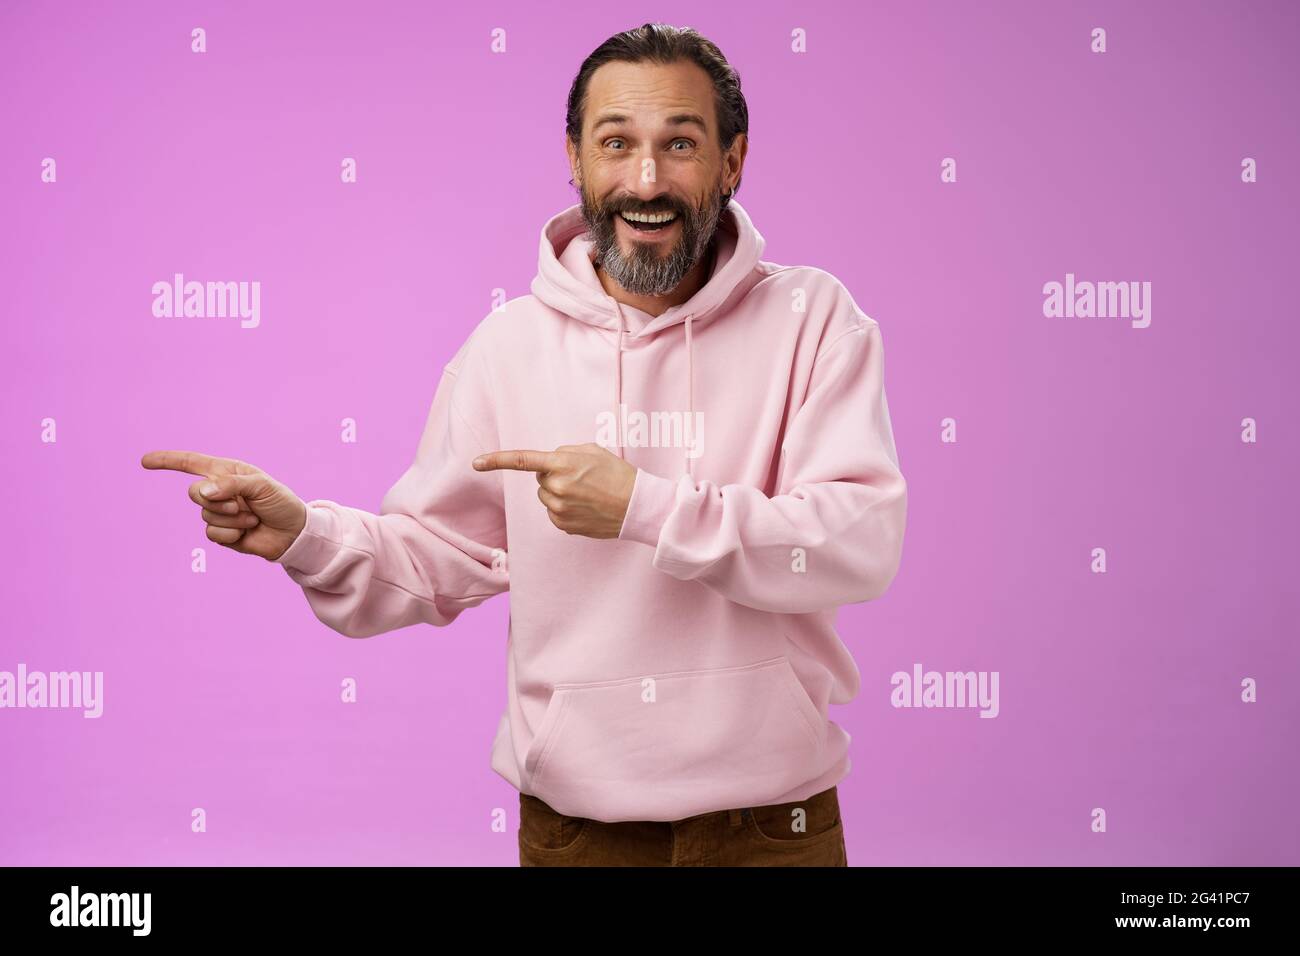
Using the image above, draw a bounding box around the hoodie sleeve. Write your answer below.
[273,334,509,637]
[616,319,906,615]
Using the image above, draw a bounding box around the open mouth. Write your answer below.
[617,210,679,233]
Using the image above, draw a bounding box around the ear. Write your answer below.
[724,133,748,192]
[565,136,581,188]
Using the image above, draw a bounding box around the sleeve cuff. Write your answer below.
[617,468,680,547]
[274,503,341,575]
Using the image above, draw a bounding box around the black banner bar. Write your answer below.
[0,865,1288,941]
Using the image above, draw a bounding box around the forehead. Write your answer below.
[584,59,716,131]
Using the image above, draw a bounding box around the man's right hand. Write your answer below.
[140,450,308,561]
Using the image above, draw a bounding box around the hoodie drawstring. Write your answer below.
[684,316,695,479]
[612,303,696,479]
[613,304,626,461]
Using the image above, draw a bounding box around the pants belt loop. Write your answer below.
[728,807,742,828]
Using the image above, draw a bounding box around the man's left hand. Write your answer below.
[472,442,637,539]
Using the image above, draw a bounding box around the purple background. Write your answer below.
[2,0,1297,866]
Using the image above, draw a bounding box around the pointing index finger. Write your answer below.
[140,449,237,476]
[472,450,558,473]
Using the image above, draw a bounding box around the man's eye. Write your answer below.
[603,139,693,151]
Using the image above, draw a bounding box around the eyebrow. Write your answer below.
[591,112,710,135]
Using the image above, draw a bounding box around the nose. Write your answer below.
[623,155,673,207]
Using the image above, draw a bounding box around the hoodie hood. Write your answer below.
[530,198,767,478]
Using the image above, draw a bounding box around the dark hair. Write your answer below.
[565,23,749,202]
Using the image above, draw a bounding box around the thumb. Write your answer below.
[199,473,265,502]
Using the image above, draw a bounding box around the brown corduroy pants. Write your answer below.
[518,784,847,866]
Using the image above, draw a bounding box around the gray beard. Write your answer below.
[583,192,726,297]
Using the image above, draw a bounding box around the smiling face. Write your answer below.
[567,58,745,298]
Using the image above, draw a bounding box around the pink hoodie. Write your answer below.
[274,198,908,822]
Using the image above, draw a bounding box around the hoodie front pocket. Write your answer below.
[522,656,826,822]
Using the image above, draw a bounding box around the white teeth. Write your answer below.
[620,210,677,225]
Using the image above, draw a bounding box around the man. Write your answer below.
[141,23,907,867]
